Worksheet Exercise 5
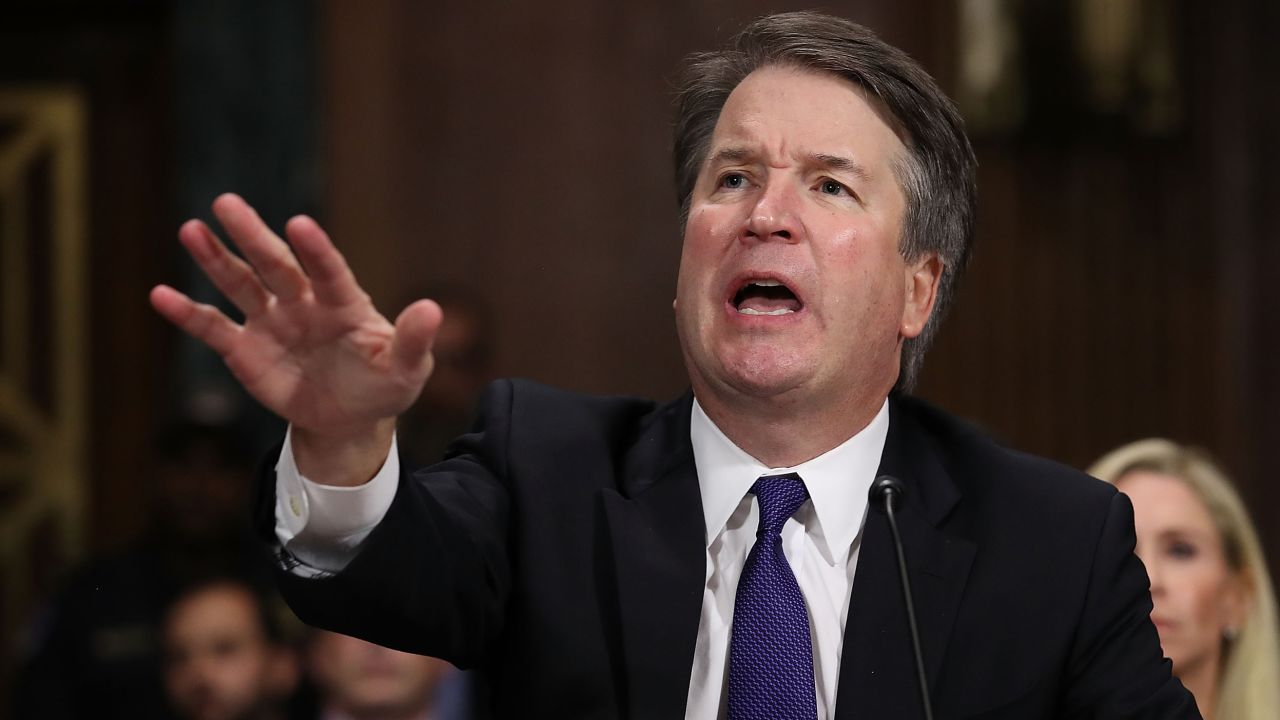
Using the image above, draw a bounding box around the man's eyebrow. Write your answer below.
[707,147,753,165]
[811,153,871,182]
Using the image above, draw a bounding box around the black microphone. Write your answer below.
[869,475,934,720]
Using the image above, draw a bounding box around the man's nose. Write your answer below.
[744,181,800,243]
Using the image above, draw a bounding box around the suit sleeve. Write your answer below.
[254,380,517,669]
[1060,490,1202,719]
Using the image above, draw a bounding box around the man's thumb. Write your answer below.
[390,299,443,377]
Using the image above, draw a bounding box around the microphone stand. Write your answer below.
[870,475,935,720]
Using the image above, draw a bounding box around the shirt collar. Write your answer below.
[690,397,890,557]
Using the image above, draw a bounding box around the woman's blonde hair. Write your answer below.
[1089,439,1280,720]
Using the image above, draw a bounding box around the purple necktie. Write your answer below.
[727,473,817,720]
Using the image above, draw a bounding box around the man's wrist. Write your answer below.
[291,417,397,487]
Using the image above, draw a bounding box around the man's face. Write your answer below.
[164,584,293,720]
[309,631,450,717]
[675,66,939,415]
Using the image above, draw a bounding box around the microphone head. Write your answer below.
[870,474,905,511]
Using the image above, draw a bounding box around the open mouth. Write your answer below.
[732,278,802,316]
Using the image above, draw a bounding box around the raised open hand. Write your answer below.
[150,194,441,481]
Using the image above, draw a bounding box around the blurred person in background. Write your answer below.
[14,419,272,719]
[306,630,459,720]
[1089,439,1280,720]
[163,575,299,720]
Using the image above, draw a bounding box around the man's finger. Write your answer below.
[285,215,366,307]
[149,285,242,357]
[390,299,443,378]
[178,220,272,317]
[212,193,310,303]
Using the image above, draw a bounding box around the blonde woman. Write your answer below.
[1089,439,1280,720]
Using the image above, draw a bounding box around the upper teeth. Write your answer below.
[739,307,794,316]
[752,279,782,287]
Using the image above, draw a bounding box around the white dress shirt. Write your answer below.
[273,398,889,718]
[684,399,888,719]
[273,427,401,576]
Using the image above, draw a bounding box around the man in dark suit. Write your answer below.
[151,12,1201,719]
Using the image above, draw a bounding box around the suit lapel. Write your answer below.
[836,395,977,719]
[600,393,706,718]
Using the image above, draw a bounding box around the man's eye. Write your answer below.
[819,179,847,196]
[720,173,747,189]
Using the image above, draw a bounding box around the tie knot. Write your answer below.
[750,473,809,537]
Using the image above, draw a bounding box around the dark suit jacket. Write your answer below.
[259,379,1200,719]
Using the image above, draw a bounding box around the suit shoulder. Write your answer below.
[491,378,665,425]
[895,393,1117,515]
[480,378,687,455]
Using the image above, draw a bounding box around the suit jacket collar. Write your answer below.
[835,392,977,718]
[600,391,706,718]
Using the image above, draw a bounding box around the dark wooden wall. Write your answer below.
[0,4,174,553]
[319,0,1280,579]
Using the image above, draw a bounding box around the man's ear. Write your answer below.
[901,253,942,339]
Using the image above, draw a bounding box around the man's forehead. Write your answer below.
[705,66,906,169]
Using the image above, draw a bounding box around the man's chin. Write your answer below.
[713,363,814,405]
[682,338,816,404]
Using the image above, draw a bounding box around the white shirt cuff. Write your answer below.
[273,425,400,574]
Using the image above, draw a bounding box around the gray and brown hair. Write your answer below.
[672,11,977,390]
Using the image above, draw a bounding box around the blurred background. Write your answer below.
[0,0,1277,715]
